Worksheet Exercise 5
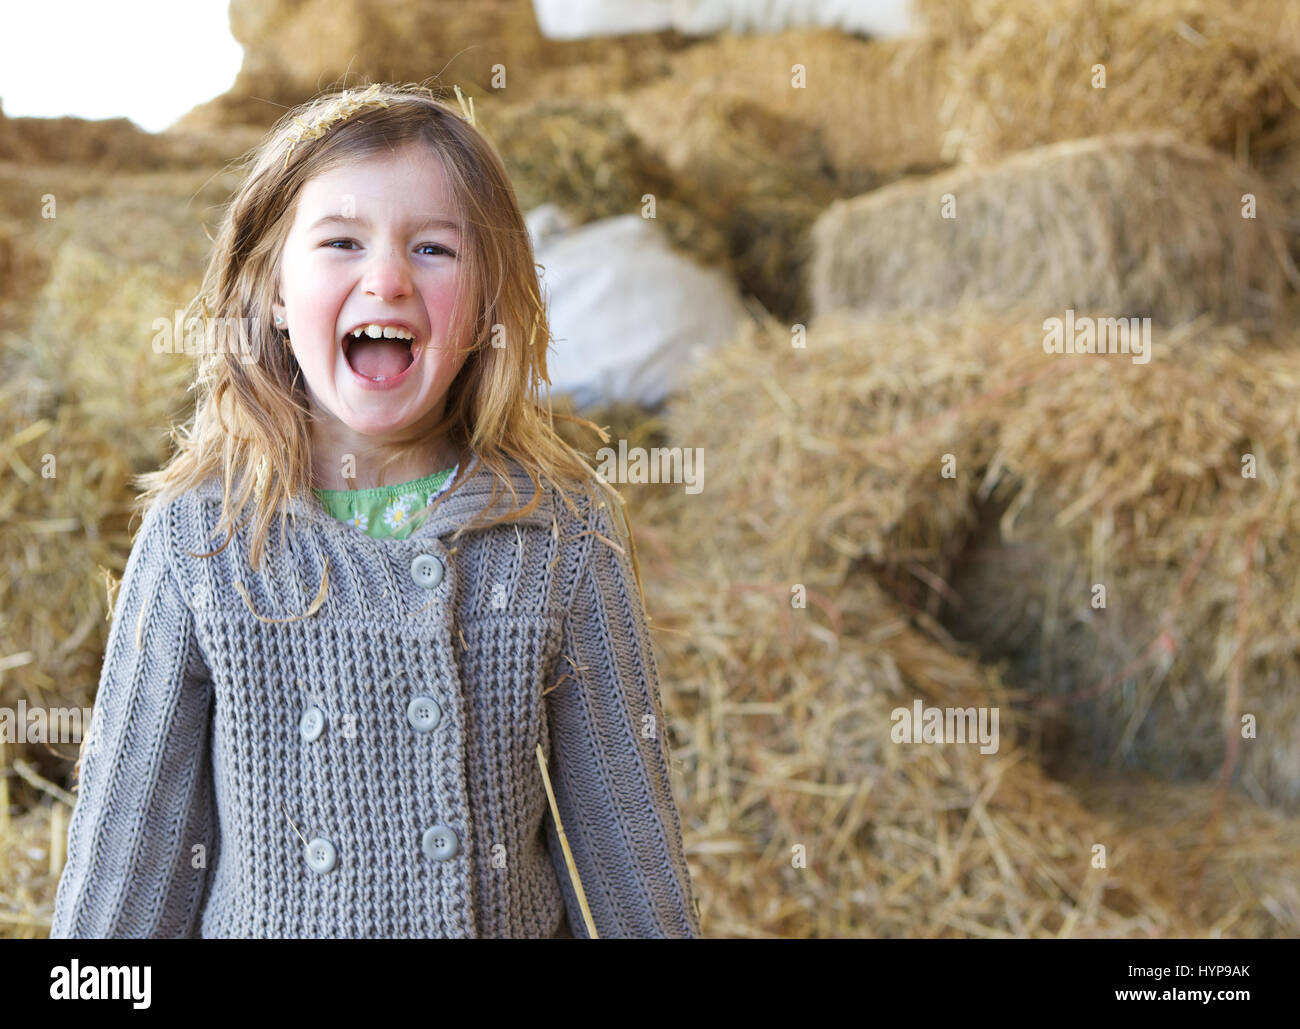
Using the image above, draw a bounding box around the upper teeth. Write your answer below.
[350,324,414,340]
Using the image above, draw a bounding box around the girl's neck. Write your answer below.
[309,437,464,492]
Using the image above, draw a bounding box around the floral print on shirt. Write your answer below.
[312,464,458,540]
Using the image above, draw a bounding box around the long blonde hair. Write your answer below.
[134,82,620,572]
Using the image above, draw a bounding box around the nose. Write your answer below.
[362,243,413,301]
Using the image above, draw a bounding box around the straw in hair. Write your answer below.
[281,83,479,171]
[283,83,392,170]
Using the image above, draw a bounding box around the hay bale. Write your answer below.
[810,133,1297,329]
[0,109,175,173]
[612,84,833,192]
[0,98,249,173]
[1257,107,1300,274]
[941,322,1300,811]
[660,312,997,584]
[912,0,1300,167]
[631,28,954,195]
[513,29,686,100]
[608,82,838,320]
[477,96,735,297]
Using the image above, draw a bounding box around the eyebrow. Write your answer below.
[308,213,460,235]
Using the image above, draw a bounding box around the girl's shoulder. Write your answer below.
[113,481,213,596]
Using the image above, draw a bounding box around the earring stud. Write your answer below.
[275,315,283,325]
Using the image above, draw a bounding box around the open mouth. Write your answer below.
[342,332,420,382]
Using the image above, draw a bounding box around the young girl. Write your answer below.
[49,82,702,939]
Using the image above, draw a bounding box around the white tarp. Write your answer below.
[532,0,915,40]
[527,204,751,410]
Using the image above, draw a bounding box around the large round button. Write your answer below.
[407,695,442,732]
[422,824,459,861]
[300,705,325,743]
[306,836,337,874]
[410,553,444,590]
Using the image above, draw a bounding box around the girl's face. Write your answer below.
[271,144,470,447]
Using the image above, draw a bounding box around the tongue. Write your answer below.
[349,339,411,379]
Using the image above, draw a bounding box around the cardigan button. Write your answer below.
[300,705,325,743]
[407,695,442,732]
[410,553,445,590]
[306,836,337,874]
[422,824,459,861]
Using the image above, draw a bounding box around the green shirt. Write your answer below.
[312,464,457,540]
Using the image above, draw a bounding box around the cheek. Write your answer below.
[422,333,471,385]
[427,278,461,317]
[426,274,472,350]
[427,342,467,373]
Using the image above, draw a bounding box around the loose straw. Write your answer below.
[453,83,475,127]
[535,743,597,938]
[233,559,330,623]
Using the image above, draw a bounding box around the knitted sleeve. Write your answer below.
[49,497,217,939]
[543,496,702,938]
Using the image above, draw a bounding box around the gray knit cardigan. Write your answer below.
[50,455,702,938]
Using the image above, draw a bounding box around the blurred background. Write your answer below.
[3,0,1300,938]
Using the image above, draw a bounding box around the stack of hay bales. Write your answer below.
[674,303,1300,813]
[480,27,957,323]
[810,132,1297,329]
[618,28,954,194]
[942,320,1300,806]
[8,0,1300,939]
[797,24,1300,812]
[599,28,955,319]
[913,0,1300,168]
[912,0,1300,273]
[626,309,1300,934]
[622,0,1300,932]
[174,0,694,131]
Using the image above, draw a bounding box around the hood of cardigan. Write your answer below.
[187,453,570,542]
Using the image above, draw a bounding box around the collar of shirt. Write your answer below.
[312,465,459,540]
